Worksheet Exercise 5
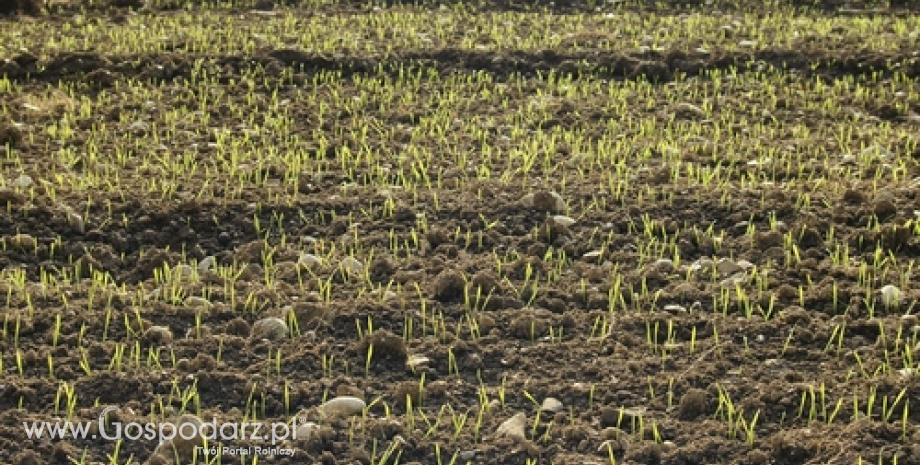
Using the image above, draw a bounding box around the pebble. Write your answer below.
[582,250,604,263]
[406,355,430,370]
[184,296,211,309]
[720,273,749,289]
[11,174,33,188]
[316,396,366,418]
[663,304,687,313]
[198,256,216,272]
[495,412,527,440]
[736,259,754,270]
[716,258,742,276]
[551,215,576,227]
[251,317,289,341]
[8,233,36,249]
[298,253,322,268]
[688,258,714,272]
[540,397,564,414]
[458,450,479,461]
[174,264,194,279]
[294,422,319,440]
[674,102,706,119]
[67,211,85,233]
[880,285,901,307]
[340,256,364,275]
[861,145,893,159]
[652,258,674,272]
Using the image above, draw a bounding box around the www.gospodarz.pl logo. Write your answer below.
[23,406,308,446]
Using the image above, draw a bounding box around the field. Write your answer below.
[1,0,920,464]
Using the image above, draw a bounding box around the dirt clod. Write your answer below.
[677,388,710,420]
[432,269,466,302]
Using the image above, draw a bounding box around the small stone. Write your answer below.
[736,259,754,270]
[551,215,576,227]
[316,396,366,418]
[880,285,901,308]
[540,397,564,414]
[901,314,918,326]
[67,211,85,233]
[663,304,686,313]
[458,450,479,461]
[8,233,36,249]
[198,256,216,272]
[652,259,674,272]
[582,250,604,263]
[716,258,742,276]
[688,258,714,272]
[294,422,319,440]
[11,174,33,188]
[251,317,289,341]
[340,256,364,275]
[720,273,749,289]
[673,102,706,119]
[861,145,893,159]
[184,296,211,309]
[495,412,527,441]
[298,253,322,268]
[174,264,194,279]
[406,355,431,370]
[520,193,535,208]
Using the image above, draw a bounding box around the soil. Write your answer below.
[2,1,920,465]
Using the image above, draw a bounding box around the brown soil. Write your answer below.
[2,1,920,465]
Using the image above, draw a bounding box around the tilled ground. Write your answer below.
[2,1,920,465]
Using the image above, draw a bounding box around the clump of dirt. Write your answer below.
[0,122,23,147]
[431,269,466,301]
[358,329,407,361]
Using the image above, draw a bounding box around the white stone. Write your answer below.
[880,285,901,307]
[316,396,366,418]
[552,215,576,227]
[495,412,527,440]
[340,256,364,275]
[540,397,564,414]
[298,253,322,268]
[11,174,33,188]
[294,422,319,440]
[198,256,216,272]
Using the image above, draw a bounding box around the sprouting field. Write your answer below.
[1,1,920,464]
